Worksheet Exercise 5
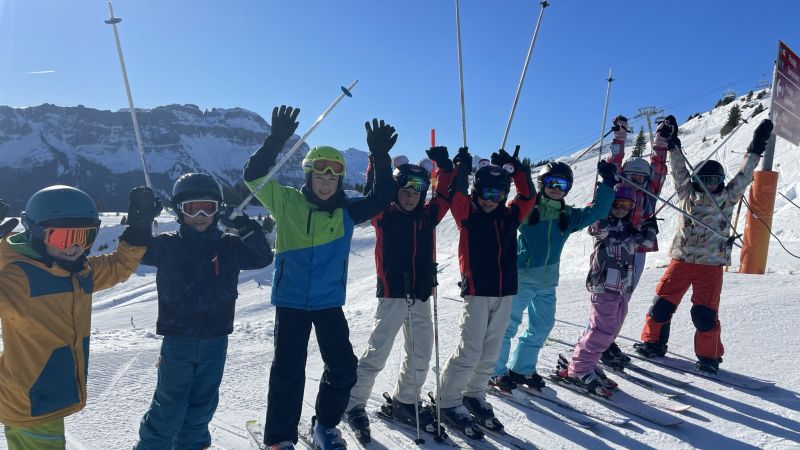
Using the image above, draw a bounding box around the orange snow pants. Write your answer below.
[640,259,724,360]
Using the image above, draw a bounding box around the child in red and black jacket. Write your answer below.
[436,147,535,439]
[344,147,453,443]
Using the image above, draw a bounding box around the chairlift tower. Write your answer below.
[634,106,663,156]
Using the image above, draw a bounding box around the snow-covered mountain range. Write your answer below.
[0,103,369,211]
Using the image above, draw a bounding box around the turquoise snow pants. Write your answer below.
[494,277,557,376]
[135,335,228,450]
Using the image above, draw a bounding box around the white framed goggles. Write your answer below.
[179,200,219,217]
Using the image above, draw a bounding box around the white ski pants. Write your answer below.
[347,297,433,409]
[438,295,513,408]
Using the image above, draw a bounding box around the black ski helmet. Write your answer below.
[536,161,574,193]
[473,163,512,194]
[693,160,725,194]
[172,173,224,204]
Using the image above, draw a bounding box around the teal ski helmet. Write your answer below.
[22,185,100,229]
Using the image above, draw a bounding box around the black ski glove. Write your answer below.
[269,105,300,142]
[426,146,452,172]
[365,119,398,158]
[0,200,19,240]
[641,215,659,234]
[611,115,630,132]
[453,146,472,171]
[225,214,261,240]
[664,115,681,150]
[598,160,618,187]
[491,146,523,172]
[747,119,774,156]
[120,187,162,246]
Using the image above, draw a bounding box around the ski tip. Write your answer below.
[341,85,354,97]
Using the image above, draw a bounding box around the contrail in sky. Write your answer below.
[26,70,56,75]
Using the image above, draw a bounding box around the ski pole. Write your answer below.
[570,129,613,166]
[653,120,746,216]
[593,68,614,195]
[617,174,741,247]
[431,262,444,442]
[454,0,468,148]
[403,274,425,446]
[231,80,358,218]
[105,1,151,189]
[727,197,744,272]
[500,0,550,150]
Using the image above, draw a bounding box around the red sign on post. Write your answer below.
[772,41,800,145]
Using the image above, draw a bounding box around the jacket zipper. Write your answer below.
[307,209,314,310]
[495,222,502,295]
[72,276,83,404]
[411,220,418,299]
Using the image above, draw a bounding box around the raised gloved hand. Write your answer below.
[663,115,681,150]
[0,199,19,239]
[453,146,472,170]
[269,105,300,142]
[223,213,261,239]
[598,160,618,187]
[491,146,523,172]
[612,115,630,141]
[126,187,162,231]
[747,119,774,156]
[641,215,659,234]
[426,146,452,172]
[365,119,398,158]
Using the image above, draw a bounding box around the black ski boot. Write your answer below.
[601,342,632,368]
[594,365,619,390]
[509,370,546,390]
[696,356,722,375]
[554,354,613,398]
[462,396,504,433]
[633,341,668,358]
[439,405,484,440]
[344,405,371,444]
[488,373,516,392]
[380,393,442,437]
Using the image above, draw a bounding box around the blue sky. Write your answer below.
[1,0,798,163]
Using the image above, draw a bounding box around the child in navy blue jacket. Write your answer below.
[134,173,272,450]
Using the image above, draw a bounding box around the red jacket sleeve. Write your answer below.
[508,169,536,223]
[426,168,453,225]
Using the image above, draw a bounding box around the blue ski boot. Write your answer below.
[310,416,347,450]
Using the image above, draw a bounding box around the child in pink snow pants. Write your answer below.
[559,184,658,396]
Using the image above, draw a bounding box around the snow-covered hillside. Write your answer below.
[1,90,799,449]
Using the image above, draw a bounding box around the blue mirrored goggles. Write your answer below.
[543,175,571,192]
[398,174,430,193]
[478,186,507,203]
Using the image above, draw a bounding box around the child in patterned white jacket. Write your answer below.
[556,184,658,396]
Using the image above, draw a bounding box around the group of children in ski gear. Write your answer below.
[0,99,775,448]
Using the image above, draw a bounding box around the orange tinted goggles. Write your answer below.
[612,199,634,211]
[43,226,99,250]
[310,158,345,176]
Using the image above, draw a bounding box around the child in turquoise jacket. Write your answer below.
[491,160,616,390]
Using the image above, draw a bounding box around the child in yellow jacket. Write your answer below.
[0,185,161,450]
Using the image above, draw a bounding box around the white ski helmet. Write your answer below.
[622,157,651,183]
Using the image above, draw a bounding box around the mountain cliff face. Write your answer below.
[0,103,368,211]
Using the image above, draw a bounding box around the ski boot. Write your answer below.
[555,354,613,398]
[696,356,722,375]
[509,370,546,390]
[439,405,484,440]
[594,365,619,390]
[310,416,347,450]
[345,405,371,444]
[267,442,295,450]
[600,342,632,368]
[488,373,516,392]
[633,341,668,358]
[462,396,504,433]
[380,393,443,438]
